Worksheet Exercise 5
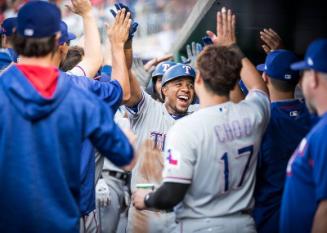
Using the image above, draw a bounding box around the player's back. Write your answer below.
[253,99,315,232]
[0,66,132,233]
[164,90,270,220]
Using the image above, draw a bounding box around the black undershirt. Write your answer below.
[144,182,190,210]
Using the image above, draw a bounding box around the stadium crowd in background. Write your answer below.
[0,1,327,233]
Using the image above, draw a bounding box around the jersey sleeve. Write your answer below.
[310,124,327,202]
[125,91,155,119]
[162,124,195,184]
[66,73,123,114]
[242,89,271,129]
[67,65,87,77]
[86,97,134,168]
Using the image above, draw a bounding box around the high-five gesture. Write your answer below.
[65,0,92,17]
[107,9,132,47]
[206,7,236,47]
[260,28,284,53]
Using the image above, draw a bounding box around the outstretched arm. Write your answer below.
[207,7,268,95]
[107,9,132,103]
[123,39,143,107]
[66,0,102,78]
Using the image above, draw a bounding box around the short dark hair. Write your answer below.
[269,77,298,92]
[12,32,58,57]
[60,46,84,71]
[197,45,242,96]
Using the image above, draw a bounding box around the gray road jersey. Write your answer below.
[125,91,177,150]
[163,90,270,220]
[125,91,195,190]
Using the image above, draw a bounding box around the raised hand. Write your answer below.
[65,0,92,16]
[144,54,174,72]
[181,42,203,68]
[110,2,139,40]
[107,9,132,46]
[260,28,283,53]
[206,7,236,47]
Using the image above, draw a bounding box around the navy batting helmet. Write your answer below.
[161,63,196,87]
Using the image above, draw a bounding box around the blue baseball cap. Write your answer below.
[256,49,299,81]
[1,17,17,36]
[152,61,176,78]
[17,1,61,38]
[291,38,327,73]
[59,21,76,45]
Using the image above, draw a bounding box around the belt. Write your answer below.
[103,170,130,183]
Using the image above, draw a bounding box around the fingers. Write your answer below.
[186,44,192,58]
[262,45,271,54]
[117,8,126,24]
[191,42,197,56]
[157,54,173,63]
[206,30,217,41]
[221,7,227,36]
[226,9,232,37]
[231,14,236,42]
[217,11,223,37]
[260,30,277,49]
[181,56,188,63]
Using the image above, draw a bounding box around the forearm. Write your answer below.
[79,11,102,77]
[312,200,327,233]
[125,70,143,107]
[124,41,142,106]
[230,82,245,103]
[111,44,131,102]
[145,182,189,210]
[240,57,268,94]
[124,40,133,70]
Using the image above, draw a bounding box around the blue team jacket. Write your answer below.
[253,99,315,233]
[0,65,133,233]
[75,76,122,216]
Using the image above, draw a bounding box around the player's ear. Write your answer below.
[195,72,202,83]
[162,85,168,98]
[262,72,268,83]
[311,71,320,89]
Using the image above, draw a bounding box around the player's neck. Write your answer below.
[198,92,229,109]
[18,54,56,67]
[314,90,327,116]
[51,51,62,67]
[269,89,294,102]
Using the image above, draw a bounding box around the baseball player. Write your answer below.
[0,2,136,233]
[0,17,18,70]
[132,7,270,233]
[95,109,132,233]
[151,61,176,102]
[124,61,196,232]
[252,50,316,233]
[280,39,327,233]
[77,8,135,233]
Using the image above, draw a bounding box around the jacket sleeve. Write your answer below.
[86,97,134,167]
[67,74,123,114]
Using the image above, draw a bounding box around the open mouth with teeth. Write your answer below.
[177,95,190,104]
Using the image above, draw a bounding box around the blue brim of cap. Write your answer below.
[68,33,76,41]
[256,64,265,72]
[290,61,310,71]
